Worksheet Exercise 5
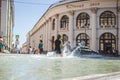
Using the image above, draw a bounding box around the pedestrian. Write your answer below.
[19,47,22,54]
[112,48,117,56]
[55,34,62,55]
[38,40,43,54]
[32,48,36,54]
[29,46,32,54]
[0,39,4,53]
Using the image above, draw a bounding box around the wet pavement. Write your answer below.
[0,53,120,80]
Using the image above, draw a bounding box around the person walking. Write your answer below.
[29,46,32,54]
[38,40,43,54]
[55,35,62,55]
[0,39,4,53]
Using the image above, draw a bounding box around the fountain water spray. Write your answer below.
[47,41,99,57]
[62,41,100,57]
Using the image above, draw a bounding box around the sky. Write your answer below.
[14,0,59,48]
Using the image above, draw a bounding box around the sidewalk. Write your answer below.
[62,72,120,80]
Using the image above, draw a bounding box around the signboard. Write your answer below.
[15,35,19,39]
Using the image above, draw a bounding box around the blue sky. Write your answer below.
[14,0,59,48]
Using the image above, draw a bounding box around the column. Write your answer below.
[0,1,1,34]
[48,18,52,51]
[69,10,74,48]
[118,7,120,55]
[46,21,48,51]
[43,23,46,50]
[55,14,59,39]
[91,8,98,51]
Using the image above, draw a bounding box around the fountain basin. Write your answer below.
[0,54,120,80]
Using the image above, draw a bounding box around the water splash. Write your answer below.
[63,41,99,57]
[62,41,71,57]
[47,51,56,57]
[46,41,100,58]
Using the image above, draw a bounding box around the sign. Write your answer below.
[15,35,19,39]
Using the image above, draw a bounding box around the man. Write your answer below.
[0,39,4,53]
[38,40,43,54]
[55,35,61,54]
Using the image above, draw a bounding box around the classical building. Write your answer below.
[0,0,14,51]
[26,0,120,55]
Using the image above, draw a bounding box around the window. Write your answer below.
[76,33,90,47]
[60,15,69,30]
[52,19,55,30]
[100,11,116,28]
[76,12,90,29]
[99,33,116,54]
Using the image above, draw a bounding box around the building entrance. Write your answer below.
[104,42,112,54]
[99,33,116,55]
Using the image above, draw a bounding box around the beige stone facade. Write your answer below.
[26,0,120,55]
[22,42,27,53]
[0,0,14,51]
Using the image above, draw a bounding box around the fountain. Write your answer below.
[46,51,56,57]
[62,41,100,58]
[62,41,71,57]
[0,41,120,80]
[0,54,120,80]
[47,41,97,58]
[46,41,100,57]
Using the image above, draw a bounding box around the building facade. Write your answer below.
[22,42,27,53]
[26,0,120,55]
[0,0,14,51]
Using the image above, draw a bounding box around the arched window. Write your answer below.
[99,33,116,54]
[52,19,55,30]
[60,15,69,30]
[100,11,116,28]
[76,33,90,47]
[76,12,90,29]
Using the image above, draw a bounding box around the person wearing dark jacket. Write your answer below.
[55,35,61,54]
